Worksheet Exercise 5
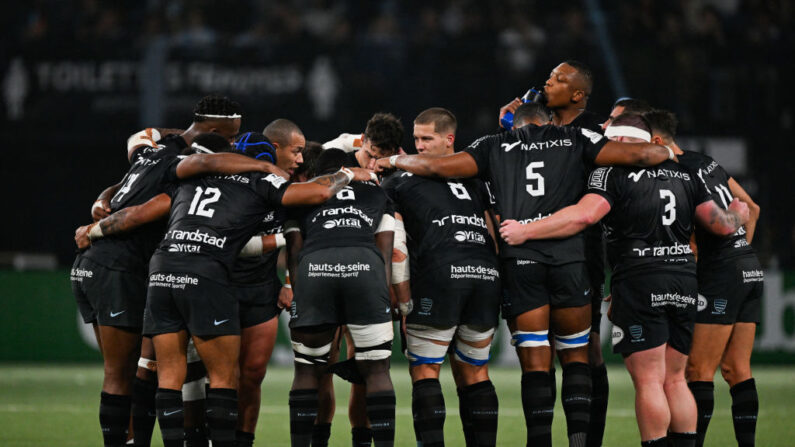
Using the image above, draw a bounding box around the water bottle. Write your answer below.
[500,87,545,129]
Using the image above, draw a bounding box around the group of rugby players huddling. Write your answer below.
[71,59,762,447]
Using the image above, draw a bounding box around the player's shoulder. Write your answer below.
[381,170,411,189]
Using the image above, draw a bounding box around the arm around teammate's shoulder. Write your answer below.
[281,167,373,206]
[499,193,611,245]
[594,141,673,167]
[375,152,479,179]
[175,153,287,179]
[695,198,749,236]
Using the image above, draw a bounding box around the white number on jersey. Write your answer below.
[526,161,545,197]
[336,187,355,201]
[660,189,676,226]
[448,182,472,200]
[112,173,140,203]
[187,186,221,218]
[714,184,733,209]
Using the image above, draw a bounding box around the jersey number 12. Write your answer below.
[188,186,221,218]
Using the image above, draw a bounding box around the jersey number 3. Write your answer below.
[660,189,676,226]
[188,186,221,218]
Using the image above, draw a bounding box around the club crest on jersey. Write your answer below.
[418,298,433,316]
[697,294,708,312]
[629,325,645,342]
[713,299,728,315]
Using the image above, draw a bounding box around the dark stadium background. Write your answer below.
[2,0,795,364]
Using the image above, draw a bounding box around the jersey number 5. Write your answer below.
[526,162,545,197]
[660,189,676,226]
[188,186,221,218]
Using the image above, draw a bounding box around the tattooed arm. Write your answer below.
[280,167,374,206]
[695,198,749,236]
[75,193,172,249]
[91,181,122,221]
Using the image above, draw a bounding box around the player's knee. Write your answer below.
[554,327,591,351]
[406,324,454,366]
[291,340,332,366]
[348,322,394,361]
[453,325,495,367]
[720,360,750,385]
[240,359,266,385]
[511,329,550,348]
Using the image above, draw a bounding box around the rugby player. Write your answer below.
[285,148,396,447]
[601,98,652,131]
[375,111,674,447]
[382,108,500,446]
[646,110,763,447]
[502,114,749,446]
[71,96,244,447]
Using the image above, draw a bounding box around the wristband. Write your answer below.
[283,283,292,289]
[274,233,286,249]
[340,167,355,182]
[398,300,413,316]
[369,172,378,183]
[88,223,104,241]
[665,145,675,160]
[389,155,400,167]
[91,200,105,213]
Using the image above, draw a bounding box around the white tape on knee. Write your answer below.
[456,325,495,343]
[554,328,591,350]
[186,339,201,363]
[291,341,332,365]
[348,322,394,361]
[182,378,205,402]
[137,357,157,371]
[454,339,491,366]
[511,330,550,348]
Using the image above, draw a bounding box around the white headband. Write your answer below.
[605,125,651,142]
[195,113,242,119]
[192,142,215,154]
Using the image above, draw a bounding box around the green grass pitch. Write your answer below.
[1,364,793,446]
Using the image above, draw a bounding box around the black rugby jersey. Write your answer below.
[82,135,187,274]
[569,110,606,134]
[678,151,755,265]
[229,207,287,285]
[586,160,712,279]
[464,124,608,264]
[291,180,393,259]
[382,171,496,277]
[149,163,290,280]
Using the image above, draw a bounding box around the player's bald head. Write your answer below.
[263,119,303,147]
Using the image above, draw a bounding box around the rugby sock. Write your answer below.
[311,423,331,447]
[687,381,714,447]
[205,388,238,447]
[730,378,758,447]
[288,389,318,447]
[462,380,498,447]
[640,437,666,446]
[131,377,157,447]
[521,371,554,447]
[99,392,131,447]
[588,363,609,447]
[352,426,373,446]
[562,362,591,447]
[457,386,473,446]
[235,429,255,447]
[412,379,445,447]
[155,388,184,447]
[367,390,396,446]
[668,431,697,447]
[549,366,557,404]
[185,426,209,447]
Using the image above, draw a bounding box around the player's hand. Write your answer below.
[499,219,528,246]
[374,157,394,174]
[349,167,379,183]
[499,98,523,128]
[277,285,293,310]
[397,299,413,316]
[75,224,93,250]
[728,198,750,225]
[91,199,111,221]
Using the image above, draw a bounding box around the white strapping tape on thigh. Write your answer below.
[454,340,491,366]
[456,325,495,343]
[291,341,332,365]
[511,330,550,348]
[186,338,201,363]
[137,357,157,371]
[406,324,457,342]
[348,322,394,361]
[554,327,591,350]
[182,378,205,402]
[406,334,449,366]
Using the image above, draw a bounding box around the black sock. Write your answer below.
[687,381,714,447]
[155,388,184,447]
[457,387,473,447]
[412,379,445,447]
[367,390,396,447]
[99,392,131,447]
[131,378,157,447]
[668,431,697,447]
[289,389,318,447]
[462,380,498,447]
[730,378,758,447]
[641,437,666,446]
[412,392,424,446]
[311,423,331,447]
[185,426,208,447]
[352,426,373,447]
[521,371,554,447]
[205,388,238,447]
[562,362,591,447]
[588,364,608,447]
[235,429,254,447]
